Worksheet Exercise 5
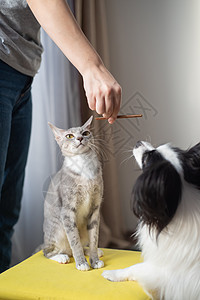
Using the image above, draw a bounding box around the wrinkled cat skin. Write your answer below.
[43,116,104,271]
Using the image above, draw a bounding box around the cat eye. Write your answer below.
[66,134,74,139]
[82,131,90,137]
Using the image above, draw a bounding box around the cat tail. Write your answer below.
[43,244,60,258]
[32,243,44,255]
[32,243,57,258]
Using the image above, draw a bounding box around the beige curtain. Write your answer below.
[74,0,130,249]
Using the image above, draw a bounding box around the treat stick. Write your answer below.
[95,114,142,120]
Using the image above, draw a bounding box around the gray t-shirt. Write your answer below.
[0,0,43,77]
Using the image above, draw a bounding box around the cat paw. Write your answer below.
[76,261,90,271]
[102,270,122,282]
[97,248,104,258]
[50,254,70,264]
[91,259,104,269]
[84,248,104,258]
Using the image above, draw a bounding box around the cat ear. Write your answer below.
[48,122,65,145]
[82,116,93,130]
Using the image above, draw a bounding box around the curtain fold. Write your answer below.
[11,0,129,267]
[11,0,81,266]
[75,0,130,249]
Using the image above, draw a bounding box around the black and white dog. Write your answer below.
[102,141,200,300]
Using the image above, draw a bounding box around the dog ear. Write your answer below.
[181,142,200,189]
[132,160,182,234]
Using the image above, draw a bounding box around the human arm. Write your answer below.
[26,0,121,123]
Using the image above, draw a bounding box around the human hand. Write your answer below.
[82,63,121,124]
[26,0,121,123]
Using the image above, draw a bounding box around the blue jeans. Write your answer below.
[0,60,33,273]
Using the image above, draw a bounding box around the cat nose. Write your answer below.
[77,136,83,142]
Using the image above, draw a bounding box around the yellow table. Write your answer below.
[0,248,150,300]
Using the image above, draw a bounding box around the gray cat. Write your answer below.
[43,116,104,271]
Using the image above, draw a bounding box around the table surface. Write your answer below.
[0,248,150,300]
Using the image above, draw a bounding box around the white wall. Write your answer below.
[105,0,200,231]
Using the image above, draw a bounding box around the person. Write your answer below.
[0,0,121,273]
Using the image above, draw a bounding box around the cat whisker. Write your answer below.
[120,154,134,166]
[145,135,152,144]
[90,142,110,162]
[93,135,112,143]
[92,132,113,140]
[92,138,113,155]
[121,148,133,154]
[89,143,108,161]
[93,136,113,147]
